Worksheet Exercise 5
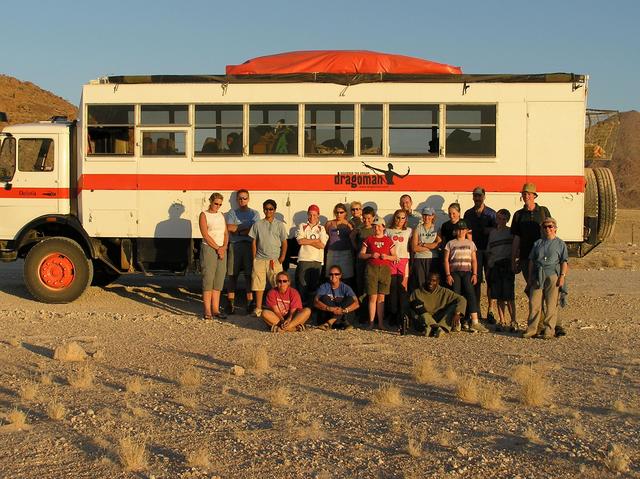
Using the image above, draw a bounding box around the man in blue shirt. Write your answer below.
[226,189,261,314]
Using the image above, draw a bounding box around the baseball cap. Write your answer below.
[421,207,436,215]
[307,204,320,214]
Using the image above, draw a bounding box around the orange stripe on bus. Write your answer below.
[77,174,585,193]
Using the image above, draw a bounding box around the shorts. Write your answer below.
[251,258,283,291]
[227,241,253,278]
[389,258,409,277]
[201,244,227,291]
[366,263,391,295]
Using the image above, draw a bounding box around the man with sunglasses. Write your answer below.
[262,271,311,332]
[314,265,359,330]
[226,189,261,314]
[249,199,288,318]
[523,217,568,339]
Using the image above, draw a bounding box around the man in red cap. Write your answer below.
[295,204,329,306]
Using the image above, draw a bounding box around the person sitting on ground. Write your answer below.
[314,265,359,330]
[409,271,466,337]
[443,220,488,333]
[359,217,397,330]
[261,271,311,332]
[487,209,517,332]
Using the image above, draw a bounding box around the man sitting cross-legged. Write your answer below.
[409,271,466,337]
[313,265,360,330]
[261,271,311,332]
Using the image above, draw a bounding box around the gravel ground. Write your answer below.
[1,212,639,479]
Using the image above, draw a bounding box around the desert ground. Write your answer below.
[1,211,639,479]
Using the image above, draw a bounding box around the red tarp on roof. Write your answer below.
[226,50,462,75]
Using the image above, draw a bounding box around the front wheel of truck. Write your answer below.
[24,237,93,303]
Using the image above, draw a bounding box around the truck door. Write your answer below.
[0,134,62,240]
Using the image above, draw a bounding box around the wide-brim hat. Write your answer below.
[521,182,538,197]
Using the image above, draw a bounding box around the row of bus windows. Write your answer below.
[86,104,496,157]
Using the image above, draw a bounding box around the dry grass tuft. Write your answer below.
[573,422,586,438]
[407,434,423,457]
[372,384,403,408]
[478,382,505,411]
[246,347,270,373]
[19,381,39,401]
[53,341,87,362]
[444,366,459,384]
[186,447,211,470]
[603,443,630,473]
[267,386,291,407]
[46,399,67,421]
[612,399,630,414]
[176,366,202,390]
[288,412,326,440]
[600,255,624,269]
[456,376,478,404]
[412,356,441,384]
[118,435,147,472]
[512,365,552,407]
[523,427,545,445]
[68,365,95,389]
[39,372,53,386]
[7,337,21,348]
[4,408,29,430]
[175,392,198,409]
[125,376,146,395]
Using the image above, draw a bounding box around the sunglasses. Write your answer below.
[264,207,275,211]
[213,202,223,206]
[351,207,361,211]
[395,215,406,219]
[336,211,346,215]
[276,279,289,284]
[328,273,341,276]
[543,224,555,229]
[238,196,249,200]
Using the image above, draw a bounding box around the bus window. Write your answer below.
[141,105,189,125]
[195,105,243,156]
[87,105,134,156]
[305,105,354,156]
[141,132,186,156]
[445,105,496,156]
[18,138,55,172]
[389,105,439,156]
[249,105,298,155]
[360,105,383,155]
[0,137,16,180]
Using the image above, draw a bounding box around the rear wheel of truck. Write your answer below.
[24,237,94,303]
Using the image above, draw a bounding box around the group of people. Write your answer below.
[198,184,569,339]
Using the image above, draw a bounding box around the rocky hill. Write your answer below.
[0,74,77,126]
[0,74,637,206]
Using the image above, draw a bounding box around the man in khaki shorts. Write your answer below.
[249,199,288,317]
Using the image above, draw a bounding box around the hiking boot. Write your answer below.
[486,311,497,325]
[470,321,489,333]
[555,326,567,337]
[462,321,471,332]
[433,327,443,338]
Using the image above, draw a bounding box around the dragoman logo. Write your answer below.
[334,162,411,189]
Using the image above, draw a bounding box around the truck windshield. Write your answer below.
[0,137,16,181]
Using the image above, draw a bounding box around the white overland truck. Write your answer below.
[0,71,617,303]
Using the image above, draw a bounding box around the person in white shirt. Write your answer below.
[295,204,329,306]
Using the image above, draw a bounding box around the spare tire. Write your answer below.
[593,167,617,241]
[583,168,598,219]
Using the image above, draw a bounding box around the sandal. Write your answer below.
[202,315,213,321]
[318,322,332,331]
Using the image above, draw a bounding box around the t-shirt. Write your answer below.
[226,208,260,244]
[202,210,226,246]
[265,287,303,316]
[487,227,513,268]
[414,224,439,259]
[439,221,458,249]
[326,223,352,251]
[529,237,568,277]
[511,204,551,261]
[316,282,356,300]
[386,228,412,259]
[296,222,329,263]
[363,235,394,268]
[445,238,477,273]
[463,205,497,251]
[249,218,288,260]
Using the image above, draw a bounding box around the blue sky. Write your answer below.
[3,0,638,111]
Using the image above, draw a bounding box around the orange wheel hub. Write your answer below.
[39,253,75,289]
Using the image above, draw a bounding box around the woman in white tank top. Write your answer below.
[199,192,229,320]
